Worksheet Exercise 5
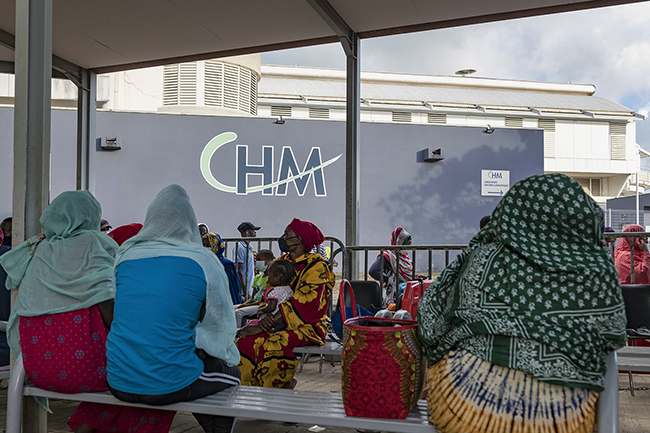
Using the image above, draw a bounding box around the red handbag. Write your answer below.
[339,279,424,419]
[401,280,432,319]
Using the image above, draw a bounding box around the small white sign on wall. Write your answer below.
[481,170,510,197]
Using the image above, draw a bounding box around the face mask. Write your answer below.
[278,237,291,253]
[255,261,267,272]
[279,235,300,253]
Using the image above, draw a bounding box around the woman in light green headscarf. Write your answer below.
[0,190,174,433]
[418,173,627,433]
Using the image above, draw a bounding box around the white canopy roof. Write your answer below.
[0,0,643,73]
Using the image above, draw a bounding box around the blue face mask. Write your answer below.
[255,261,267,272]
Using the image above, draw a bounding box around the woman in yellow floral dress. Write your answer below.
[237,218,335,388]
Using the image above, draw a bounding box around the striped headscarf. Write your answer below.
[381,227,413,282]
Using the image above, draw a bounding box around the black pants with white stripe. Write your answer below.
[109,349,241,433]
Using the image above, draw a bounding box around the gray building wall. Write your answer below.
[0,108,544,269]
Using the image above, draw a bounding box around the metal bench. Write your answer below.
[6,352,620,433]
[618,346,650,372]
[294,341,342,373]
[617,345,650,396]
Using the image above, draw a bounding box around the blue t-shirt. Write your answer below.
[107,256,206,395]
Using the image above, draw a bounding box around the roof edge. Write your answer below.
[261,65,596,96]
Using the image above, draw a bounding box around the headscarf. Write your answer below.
[115,185,239,366]
[381,227,413,282]
[615,224,644,256]
[202,232,243,304]
[0,190,118,356]
[202,232,226,259]
[288,218,324,251]
[418,173,626,391]
[108,223,143,246]
[614,224,648,284]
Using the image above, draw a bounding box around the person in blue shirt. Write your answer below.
[233,222,259,297]
[107,185,240,433]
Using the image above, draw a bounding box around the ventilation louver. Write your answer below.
[538,119,556,158]
[427,113,446,124]
[609,122,627,160]
[271,106,292,118]
[392,111,412,123]
[309,108,330,119]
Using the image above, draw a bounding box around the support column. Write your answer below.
[13,0,53,243]
[343,34,360,279]
[304,0,361,279]
[77,69,96,192]
[14,8,52,432]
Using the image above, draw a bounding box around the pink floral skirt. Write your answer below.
[20,306,175,433]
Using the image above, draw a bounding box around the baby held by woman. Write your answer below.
[236,260,296,338]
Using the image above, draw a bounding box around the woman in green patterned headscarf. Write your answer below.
[418,173,626,433]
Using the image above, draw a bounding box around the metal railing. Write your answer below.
[345,244,467,281]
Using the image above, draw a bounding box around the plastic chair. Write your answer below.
[343,280,382,310]
[620,284,650,395]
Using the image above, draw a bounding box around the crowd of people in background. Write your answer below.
[0,173,646,433]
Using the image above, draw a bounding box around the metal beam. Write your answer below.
[0,27,16,51]
[76,69,96,192]
[304,0,354,43]
[305,0,360,278]
[13,0,53,244]
[0,27,82,85]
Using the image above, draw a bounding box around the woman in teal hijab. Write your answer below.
[418,173,627,433]
[0,190,174,433]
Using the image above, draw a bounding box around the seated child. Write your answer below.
[234,249,274,328]
[236,260,296,338]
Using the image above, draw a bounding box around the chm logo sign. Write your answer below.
[488,171,503,179]
[200,132,342,197]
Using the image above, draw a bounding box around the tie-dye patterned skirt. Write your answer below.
[427,348,598,433]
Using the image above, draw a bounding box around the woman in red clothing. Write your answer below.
[237,218,335,388]
[615,224,650,284]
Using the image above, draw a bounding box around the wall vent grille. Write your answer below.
[427,113,446,124]
[610,122,627,160]
[392,111,412,123]
[538,119,556,157]
[309,107,330,119]
[505,117,523,128]
[271,106,292,117]
[164,60,257,115]
[163,63,198,106]
[204,61,223,107]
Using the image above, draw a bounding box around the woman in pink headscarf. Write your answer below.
[369,227,413,306]
[237,218,335,388]
[615,224,650,284]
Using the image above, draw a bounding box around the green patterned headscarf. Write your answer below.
[418,173,626,391]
